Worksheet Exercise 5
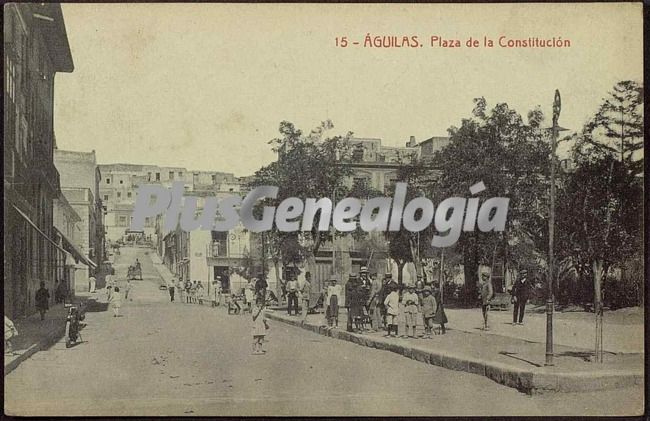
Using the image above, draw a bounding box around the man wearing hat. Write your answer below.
[345,274,359,332]
[402,284,420,338]
[510,269,532,325]
[378,273,395,328]
[479,273,494,330]
[367,272,383,331]
[326,276,341,328]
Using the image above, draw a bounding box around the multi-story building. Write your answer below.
[98,163,239,243]
[3,3,74,318]
[53,191,95,295]
[157,180,259,295]
[54,149,105,289]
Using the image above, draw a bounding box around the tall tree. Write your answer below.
[432,98,550,300]
[247,120,355,285]
[573,80,644,175]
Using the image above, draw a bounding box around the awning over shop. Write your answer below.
[53,227,97,269]
[13,205,67,254]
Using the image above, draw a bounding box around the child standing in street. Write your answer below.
[251,294,267,355]
[383,286,399,337]
[421,287,437,338]
[125,279,133,301]
[110,286,122,317]
[402,285,419,338]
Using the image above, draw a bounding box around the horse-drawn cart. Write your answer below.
[127,265,142,280]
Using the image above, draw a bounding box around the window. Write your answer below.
[119,216,127,226]
[211,174,217,183]
[103,195,109,201]
[127,191,132,198]
[169,171,174,180]
[178,172,183,178]
[117,192,121,198]
[147,172,151,181]
[155,173,160,181]
[106,178,111,184]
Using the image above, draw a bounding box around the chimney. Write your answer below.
[407,136,416,147]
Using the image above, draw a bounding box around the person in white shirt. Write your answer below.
[326,277,342,328]
[384,286,400,337]
[110,287,123,317]
[286,276,299,316]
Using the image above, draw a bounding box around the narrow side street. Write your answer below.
[5,247,643,416]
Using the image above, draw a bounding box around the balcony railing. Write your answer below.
[206,240,228,258]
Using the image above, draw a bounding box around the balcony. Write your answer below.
[206,240,228,258]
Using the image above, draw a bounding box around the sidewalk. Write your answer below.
[4,294,96,376]
[149,252,175,284]
[266,309,643,394]
[444,308,643,354]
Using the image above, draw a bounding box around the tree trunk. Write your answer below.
[273,259,282,305]
[408,237,423,278]
[463,240,479,303]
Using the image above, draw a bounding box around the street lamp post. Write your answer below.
[546,89,562,366]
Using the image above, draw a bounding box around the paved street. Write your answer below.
[4,248,643,416]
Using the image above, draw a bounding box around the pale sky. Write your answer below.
[54,3,643,177]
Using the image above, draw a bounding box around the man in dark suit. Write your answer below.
[510,269,532,325]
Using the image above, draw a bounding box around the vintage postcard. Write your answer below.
[3,2,644,417]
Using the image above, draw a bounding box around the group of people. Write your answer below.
[323,267,448,338]
[104,273,130,317]
[479,269,532,330]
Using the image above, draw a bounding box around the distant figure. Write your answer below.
[125,279,133,301]
[212,278,222,307]
[301,272,312,322]
[383,285,399,337]
[244,281,255,312]
[54,280,65,304]
[479,273,494,330]
[110,286,122,317]
[286,276,299,316]
[197,281,205,305]
[421,287,437,338]
[251,294,268,355]
[168,278,175,302]
[432,286,447,334]
[35,281,50,321]
[402,285,419,338]
[511,269,532,326]
[89,276,97,293]
[368,273,383,332]
[326,277,341,328]
[185,279,192,303]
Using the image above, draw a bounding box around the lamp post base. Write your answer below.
[545,298,554,366]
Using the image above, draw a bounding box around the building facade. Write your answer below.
[54,149,105,286]
[3,3,74,318]
[98,163,239,243]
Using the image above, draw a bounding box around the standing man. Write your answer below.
[89,275,96,293]
[511,269,531,326]
[35,281,50,321]
[286,275,299,316]
[125,278,134,301]
[368,272,383,332]
[345,274,359,332]
[176,278,184,303]
[301,272,312,322]
[168,277,175,302]
[479,273,494,330]
[326,277,341,328]
[255,273,268,298]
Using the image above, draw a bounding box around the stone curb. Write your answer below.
[4,324,66,376]
[265,311,643,394]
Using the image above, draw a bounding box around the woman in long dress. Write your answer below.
[432,287,448,334]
